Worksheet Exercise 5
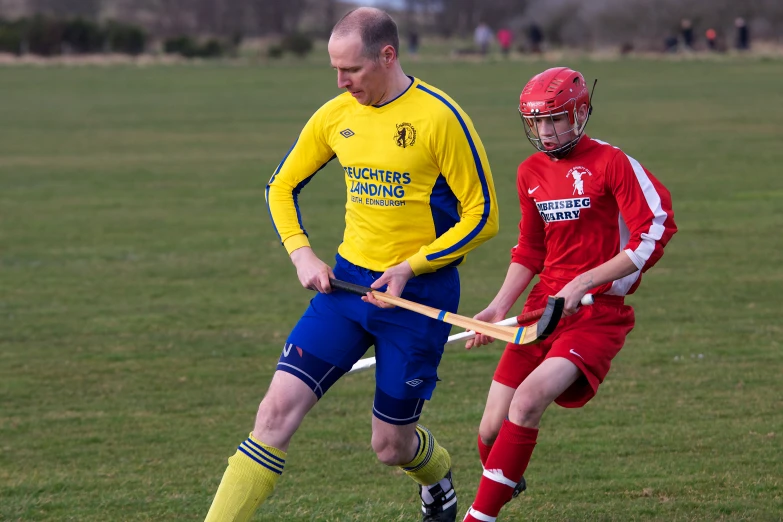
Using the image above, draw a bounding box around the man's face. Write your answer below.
[524,112,577,151]
[328,33,385,106]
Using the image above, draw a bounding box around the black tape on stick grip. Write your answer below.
[330,278,374,296]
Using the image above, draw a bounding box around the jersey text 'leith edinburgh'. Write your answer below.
[512,136,677,296]
[266,77,499,275]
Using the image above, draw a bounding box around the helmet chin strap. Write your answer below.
[544,135,584,160]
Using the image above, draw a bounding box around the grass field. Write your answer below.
[1,57,782,521]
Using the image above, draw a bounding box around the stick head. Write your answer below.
[534,296,565,341]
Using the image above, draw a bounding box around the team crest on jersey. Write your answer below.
[566,166,593,196]
[394,122,416,148]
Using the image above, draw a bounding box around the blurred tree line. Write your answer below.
[0,0,781,56]
[0,15,145,55]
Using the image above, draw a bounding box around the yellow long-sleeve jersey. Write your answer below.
[265,76,499,275]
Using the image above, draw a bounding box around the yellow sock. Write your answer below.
[400,425,451,486]
[204,434,287,522]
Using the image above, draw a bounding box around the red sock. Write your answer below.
[477,435,492,467]
[465,420,538,521]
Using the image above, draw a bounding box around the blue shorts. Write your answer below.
[284,254,459,402]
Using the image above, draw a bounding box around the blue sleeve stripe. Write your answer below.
[415,84,491,261]
[265,137,336,244]
[265,139,298,242]
[293,154,337,237]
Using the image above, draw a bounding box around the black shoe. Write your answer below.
[511,476,527,499]
[419,470,458,522]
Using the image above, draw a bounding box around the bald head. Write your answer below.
[332,7,399,61]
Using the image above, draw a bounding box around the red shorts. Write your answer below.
[493,283,635,408]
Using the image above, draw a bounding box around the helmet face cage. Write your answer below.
[519,98,590,159]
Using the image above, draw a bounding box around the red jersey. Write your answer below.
[511,136,677,296]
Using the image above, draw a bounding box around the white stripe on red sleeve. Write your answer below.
[593,139,669,269]
[609,215,641,296]
[622,153,669,269]
[592,139,671,296]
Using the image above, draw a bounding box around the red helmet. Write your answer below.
[518,67,592,158]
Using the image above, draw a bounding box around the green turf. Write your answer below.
[1,58,781,521]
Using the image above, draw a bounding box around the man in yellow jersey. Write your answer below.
[205,7,498,522]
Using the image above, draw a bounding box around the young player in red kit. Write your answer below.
[462,67,677,522]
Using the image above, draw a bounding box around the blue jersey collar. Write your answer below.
[373,76,416,108]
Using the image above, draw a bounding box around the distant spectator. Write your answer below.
[497,28,513,57]
[475,22,492,55]
[680,18,694,50]
[705,28,717,51]
[735,17,750,50]
[529,23,543,54]
[408,30,419,58]
[664,36,678,53]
